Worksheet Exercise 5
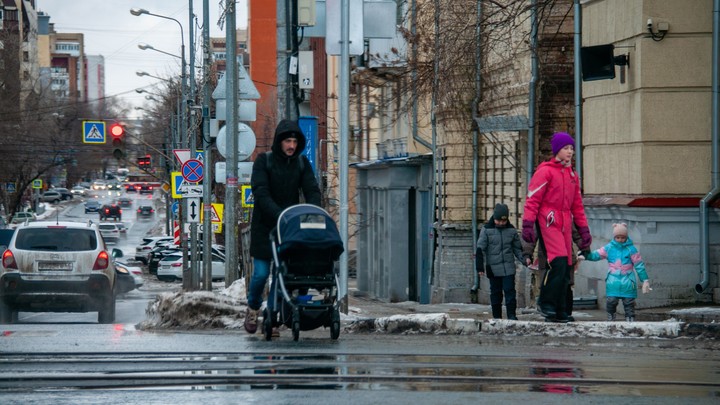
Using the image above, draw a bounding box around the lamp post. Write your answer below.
[131,7,193,290]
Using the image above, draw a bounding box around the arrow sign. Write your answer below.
[187,198,200,223]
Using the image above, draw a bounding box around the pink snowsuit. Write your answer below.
[522,159,588,264]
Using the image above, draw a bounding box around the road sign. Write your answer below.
[170,171,185,199]
[174,149,205,165]
[186,198,200,223]
[179,184,203,197]
[171,201,179,218]
[201,203,223,223]
[181,159,204,183]
[82,120,106,144]
[241,185,254,208]
[6,183,16,193]
[32,179,43,189]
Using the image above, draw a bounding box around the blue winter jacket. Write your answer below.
[586,237,649,298]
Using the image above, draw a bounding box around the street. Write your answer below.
[1,196,719,403]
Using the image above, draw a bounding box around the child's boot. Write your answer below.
[625,316,635,322]
[607,312,616,321]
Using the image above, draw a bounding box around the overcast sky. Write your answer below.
[36,0,248,113]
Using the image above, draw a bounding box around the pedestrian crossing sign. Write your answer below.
[241,185,254,208]
[82,120,106,144]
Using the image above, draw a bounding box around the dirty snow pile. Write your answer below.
[137,279,249,330]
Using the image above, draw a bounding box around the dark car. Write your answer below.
[137,205,154,218]
[99,204,122,221]
[84,199,102,213]
[139,184,154,194]
[53,188,74,201]
[148,246,180,274]
[117,197,133,207]
[125,184,137,193]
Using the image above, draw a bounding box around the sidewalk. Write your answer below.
[346,286,720,339]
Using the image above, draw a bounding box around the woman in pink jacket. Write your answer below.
[521,132,592,323]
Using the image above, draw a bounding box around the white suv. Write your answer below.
[0,221,120,324]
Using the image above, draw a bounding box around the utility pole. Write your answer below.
[202,0,213,290]
[224,0,239,285]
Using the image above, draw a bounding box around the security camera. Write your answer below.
[647,18,653,29]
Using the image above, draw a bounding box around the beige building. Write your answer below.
[338,0,719,307]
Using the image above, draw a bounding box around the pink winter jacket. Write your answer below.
[522,159,588,264]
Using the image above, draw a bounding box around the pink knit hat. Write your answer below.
[551,132,575,155]
[612,223,628,237]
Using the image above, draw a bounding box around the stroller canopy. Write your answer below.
[275,204,344,260]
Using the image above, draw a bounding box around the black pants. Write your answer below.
[489,274,517,307]
[539,257,571,318]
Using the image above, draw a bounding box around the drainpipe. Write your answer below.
[527,0,538,185]
[412,0,431,150]
[574,0,583,179]
[429,0,440,285]
[697,0,720,294]
[471,0,482,291]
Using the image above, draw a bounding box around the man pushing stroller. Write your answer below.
[245,119,321,336]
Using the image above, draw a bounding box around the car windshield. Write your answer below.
[15,228,98,251]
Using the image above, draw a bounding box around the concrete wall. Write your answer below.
[575,206,720,308]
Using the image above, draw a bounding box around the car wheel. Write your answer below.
[98,295,116,324]
[53,199,60,204]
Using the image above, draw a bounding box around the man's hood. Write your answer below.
[271,119,306,157]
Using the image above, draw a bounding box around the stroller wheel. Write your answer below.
[263,309,273,341]
[330,308,340,340]
[292,321,300,341]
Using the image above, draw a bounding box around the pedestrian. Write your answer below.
[476,203,529,320]
[245,119,321,335]
[521,132,592,323]
[580,223,650,322]
[522,223,582,321]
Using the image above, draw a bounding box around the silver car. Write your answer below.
[0,221,119,324]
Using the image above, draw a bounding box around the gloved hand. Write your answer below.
[523,254,533,266]
[522,220,536,244]
[642,280,652,294]
[576,251,586,261]
[577,226,592,250]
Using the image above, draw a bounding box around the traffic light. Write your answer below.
[138,154,151,169]
[109,123,125,159]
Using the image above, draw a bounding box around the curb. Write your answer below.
[345,313,720,339]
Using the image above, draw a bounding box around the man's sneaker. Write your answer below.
[244,308,258,334]
[566,315,576,322]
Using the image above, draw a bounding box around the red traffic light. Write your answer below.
[109,123,124,138]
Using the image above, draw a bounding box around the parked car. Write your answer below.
[98,223,121,243]
[0,229,14,251]
[148,246,180,274]
[137,205,154,218]
[53,188,73,200]
[134,236,174,264]
[117,197,133,207]
[71,186,87,196]
[84,199,102,213]
[99,204,122,221]
[157,252,226,282]
[0,221,120,324]
[10,212,36,225]
[41,190,63,203]
[114,260,143,291]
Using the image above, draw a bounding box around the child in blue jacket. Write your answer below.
[582,223,651,322]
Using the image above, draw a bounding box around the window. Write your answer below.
[23,51,28,62]
[16,228,98,251]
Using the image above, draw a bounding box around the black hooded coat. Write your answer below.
[249,119,321,259]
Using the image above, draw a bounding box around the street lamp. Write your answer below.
[138,43,182,60]
[130,7,187,148]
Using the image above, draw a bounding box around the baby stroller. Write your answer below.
[263,204,344,341]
